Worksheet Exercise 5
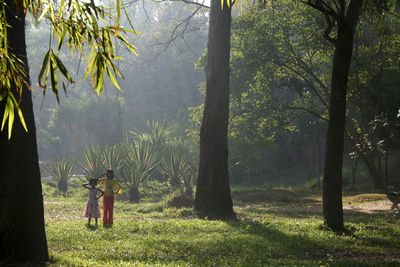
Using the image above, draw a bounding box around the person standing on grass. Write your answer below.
[97,170,122,226]
[82,179,104,226]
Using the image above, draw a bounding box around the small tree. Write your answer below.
[102,144,125,172]
[119,139,158,202]
[77,144,105,180]
[44,157,77,194]
[160,138,197,197]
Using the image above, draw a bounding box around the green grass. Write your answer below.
[42,181,400,266]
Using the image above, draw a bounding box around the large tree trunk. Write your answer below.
[323,0,363,231]
[0,1,49,262]
[194,0,234,217]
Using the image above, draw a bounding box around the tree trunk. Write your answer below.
[0,1,48,262]
[350,158,358,191]
[384,151,388,188]
[128,186,140,203]
[194,0,234,217]
[323,0,363,232]
[316,131,322,189]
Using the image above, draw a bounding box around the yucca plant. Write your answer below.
[160,151,190,189]
[102,143,124,172]
[119,139,158,202]
[44,156,77,193]
[161,138,198,197]
[130,121,170,155]
[77,144,105,181]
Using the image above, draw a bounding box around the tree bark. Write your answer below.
[194,0,234,217]
[315,130,322,189]
[0,1,48,262]
[323,0,363,231]
[350,158,358,191]
[128,186,140,203]
[384,151,388,188]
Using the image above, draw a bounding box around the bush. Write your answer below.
[166,194,194,208]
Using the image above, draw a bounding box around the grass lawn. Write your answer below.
[43,182,400,266]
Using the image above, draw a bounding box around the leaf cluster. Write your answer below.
[0,0,137,138]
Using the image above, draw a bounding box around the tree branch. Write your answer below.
[322,12,337,44]
[153,0,209,8]
[283,106,328,122]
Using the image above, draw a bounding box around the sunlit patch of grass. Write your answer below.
[42,180,400,266]
[343,193,389,204]
[44,202,400,266]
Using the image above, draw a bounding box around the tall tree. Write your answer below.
[302,0,364,231]
[0,0,135,262]
[0,0,48,262]
[194,0,234,217]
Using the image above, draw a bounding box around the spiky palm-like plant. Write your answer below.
[102,144,124,172]
[119,139,158,202]
[160,151,190,189]
[161,138,198,196]
[77,144,105,181]
[44,157,77,193]
[130,121,170,154]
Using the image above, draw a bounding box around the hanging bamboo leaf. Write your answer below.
[17,106,28,133]
[105,65,120,90]
[49,58,60,104]
[38,49,51,89]
[116,0,121,28]
[37,4,50,22]
[1,96,11,132]
[7,97,15,139]
[50,50,74,83]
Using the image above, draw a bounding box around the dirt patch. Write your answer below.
[344,200,398,214]
[234,190,399,216]
[344,193,389,204]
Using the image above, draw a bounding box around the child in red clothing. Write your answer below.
[97,170,122,226]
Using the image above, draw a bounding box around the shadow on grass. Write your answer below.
[86,224,99,231]
[232,188,318,205]
[98,219,330,265]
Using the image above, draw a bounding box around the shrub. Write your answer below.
[43,156,77,193]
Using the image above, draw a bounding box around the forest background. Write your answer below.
[29,0,399,192]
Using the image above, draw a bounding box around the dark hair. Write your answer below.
[89,178,97,185]
[106,169,114,179]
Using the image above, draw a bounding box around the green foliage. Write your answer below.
[43,156,77,193]
[130,121,170,155]
[0,0,136,137]
[39,96,125,159]
[72,120,199,202]
[160,138,197,196]
[77,143,105,180]
[102,143,124,171]
[119,138,159,202]
[187,0,400,185]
